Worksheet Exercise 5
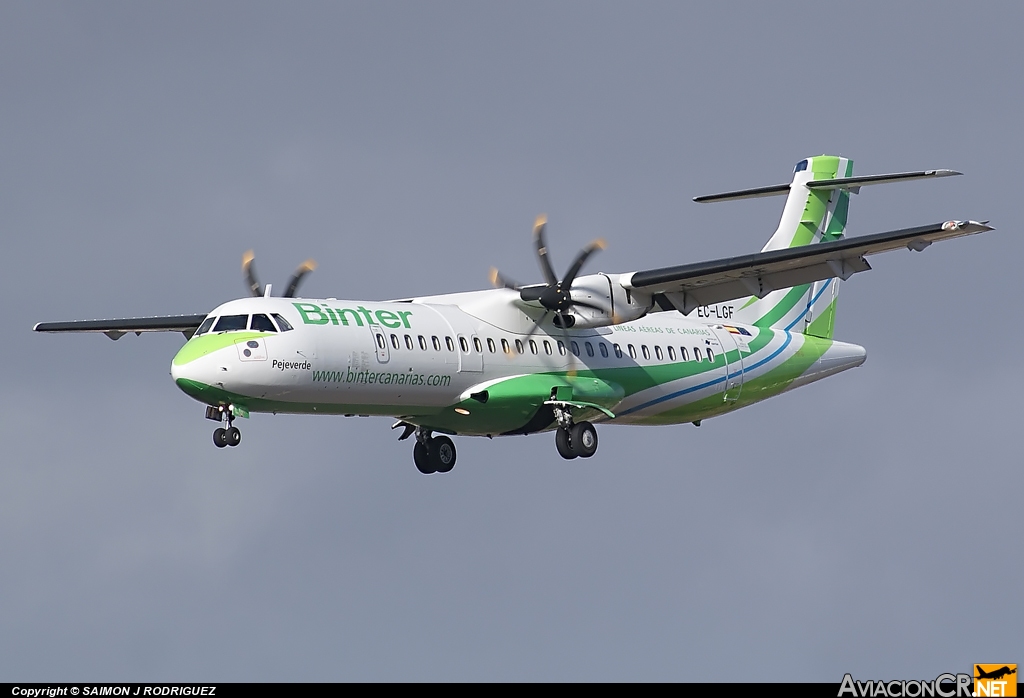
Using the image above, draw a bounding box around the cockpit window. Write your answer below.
[213,314,248,332]
[194,317,216,337]
[272,313,294,332]
[250,314,277,332]
[794,159,808,173]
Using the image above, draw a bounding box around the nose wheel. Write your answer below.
[214,426,241,448]
[412,429,456,474]
[209,406,242,448]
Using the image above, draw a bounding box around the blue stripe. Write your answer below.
[784,278,833,332]
[618,331,794,417]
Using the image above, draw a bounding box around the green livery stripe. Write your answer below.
[805,298,837,339]
[753,284,809,327]
[172,332,270,366]
[632,333,833,425]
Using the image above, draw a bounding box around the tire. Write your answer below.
[226,426,241,447]
[430,435,457,473]
[213,428,228,448]
[570,422,598,458]
[555,428,577,460]
[413,442,435,474]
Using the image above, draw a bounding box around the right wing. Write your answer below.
[33,314,208,340]
[623,220,992,314]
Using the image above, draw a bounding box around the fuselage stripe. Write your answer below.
[617,331,794,416]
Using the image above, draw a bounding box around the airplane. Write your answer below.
[34,155,993,474]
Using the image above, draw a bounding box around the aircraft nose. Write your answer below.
[171,343,218,400]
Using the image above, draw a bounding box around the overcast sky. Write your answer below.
[2,1,1021,682]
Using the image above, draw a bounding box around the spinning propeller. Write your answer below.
[490,215,607,330]
[242,250,317,298]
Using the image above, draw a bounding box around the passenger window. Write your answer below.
[459,337,469,353]
[445,337,455,352]
[501,338,511,354]
[707,349,715,363]
[487,338,496,353]
[667,346,676,361]
[250,314,277,332]
[544,340,552,355]
[419,336,428,350]
[694,347,703,362]
[655,346,663,361]
[194,317,215,337]
[571,341,580,357]
[585,342,594,357]
[613,343,622,359]
[642,345,650,360]
[391,334,400,349]
[680,347,689,361]
[599,343,608,358]
[376,334,386,349]
[405,335,414,350]
[515,339,524,354]
[213,315,248,332]
[271,313,294,331]
[474,337,482,353]
[557,340,566,356]
[432,336,441,351]
[529,339,538,355]
[628,344,637,359]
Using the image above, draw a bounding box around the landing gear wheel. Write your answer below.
[555,428,577,460]
[413,442,435,474]
[213,428,228,448]
[430,435,457,473]
[570,422,598,458]
[226,426,241,447]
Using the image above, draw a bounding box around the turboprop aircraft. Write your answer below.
[35,156,992,474]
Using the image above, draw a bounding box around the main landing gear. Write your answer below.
[412,428,456,475]
[551,405,598,460]
[207,405,241,448]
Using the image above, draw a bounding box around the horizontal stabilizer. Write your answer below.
[694,169,960,203]
[34,314,207,340]
[806,169,960,192]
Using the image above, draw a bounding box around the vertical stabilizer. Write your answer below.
[730,155,853,338]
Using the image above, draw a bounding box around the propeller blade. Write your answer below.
[561,238,606,288]
[533,214,559,286]
[242,250,263,297]
[283,259,317,298]
[523,310,552,342]
[519,286,547,302]
[489,267,522,291]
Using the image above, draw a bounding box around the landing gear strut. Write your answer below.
[412,427,456,474]
[209,405,241,448]
[551,405,598,459]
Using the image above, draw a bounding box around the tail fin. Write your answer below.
[728,156,852,338]
[696,157,960,338]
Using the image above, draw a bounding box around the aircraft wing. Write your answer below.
[623,220,992,314]
[33,314,208,340]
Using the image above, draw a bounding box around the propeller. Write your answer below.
[490,215,608,330]
[242,250,318,298]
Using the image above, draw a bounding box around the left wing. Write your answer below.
[623,220,992,314]
[33,314,208,340]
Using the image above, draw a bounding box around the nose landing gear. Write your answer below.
[207,405,242,448]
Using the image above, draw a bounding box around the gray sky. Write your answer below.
[2,1,1020,681]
